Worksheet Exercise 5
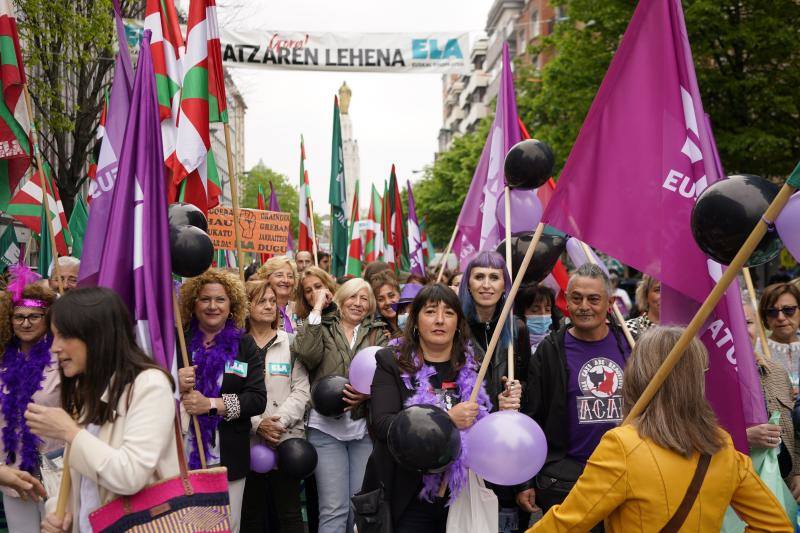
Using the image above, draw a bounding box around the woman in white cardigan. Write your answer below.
[24,287,179,533]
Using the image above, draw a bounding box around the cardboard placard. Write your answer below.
[208,206,291,256]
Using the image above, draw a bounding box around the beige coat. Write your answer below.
[250,330,311,443]
[47,369,180,532]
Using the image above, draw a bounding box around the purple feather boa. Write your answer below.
[0,335,53,472]
[400,345,492,504]
[187,320,242,469]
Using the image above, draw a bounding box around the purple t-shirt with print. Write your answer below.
[564,330,630,463]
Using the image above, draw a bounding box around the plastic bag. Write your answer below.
[446,470,499,532]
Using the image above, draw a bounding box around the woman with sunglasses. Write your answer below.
[758,283,800,396]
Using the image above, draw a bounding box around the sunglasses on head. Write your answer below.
[765,305,799,319]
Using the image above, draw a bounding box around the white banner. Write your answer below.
[218,29,471,73]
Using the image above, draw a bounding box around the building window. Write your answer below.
[531,10,540,37]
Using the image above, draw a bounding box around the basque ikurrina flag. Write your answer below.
[297,135,315,253]
[541,0,764,451]
[364,184,383,263]
[94,30,176,375]
[345,180,362,277]
[0,0,30,210]
[387,166,408,273]
[7,165,69,256]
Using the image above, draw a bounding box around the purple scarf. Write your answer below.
[187,320,242,469]
[279,304,294,334]
[400,345,492,504]
[0,335,53,472]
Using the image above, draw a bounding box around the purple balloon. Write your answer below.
[250,443,277,473]
[565,238,610,277]
[465,411,547,486]
[349,346,382,394]
[495,189,543,234]
[776,192,800,262]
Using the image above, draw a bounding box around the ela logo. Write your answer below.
[411,39,463,60]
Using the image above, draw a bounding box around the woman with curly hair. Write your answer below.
[0,266,58,532]
[257,256,299,334]
[177,268,267,533]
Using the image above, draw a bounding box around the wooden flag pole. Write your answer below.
[436,224,459,283]
[743,267,771,359]
[470,222,546,402]
[223,123,245,281]
[503,186,515,381]
[308,197,320,266]
[54,449,70,520]
[577,241,636,348]
[22,85,63,294]
[623,182,796,424]
[172,291,208,469]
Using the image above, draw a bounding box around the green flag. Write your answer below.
[37,206,51,278]
[68,194,88,258]
[329,95,348,278]
[0,223,19,272]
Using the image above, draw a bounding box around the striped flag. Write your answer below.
[387,166,407,273]
[381,179,393,265]
[7,166,69,255]
[297,135,315,252]
[206,0,227,124]
[364,184,383,262]
[345,180,362,277]
[0,0,30,211]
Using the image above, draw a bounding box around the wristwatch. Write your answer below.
[208,398,218,417]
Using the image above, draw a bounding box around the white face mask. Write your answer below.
[397,313,409,331]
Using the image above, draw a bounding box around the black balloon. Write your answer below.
[691,174,782,266]
[169,224,214,277]
[276,438,318,479]
[388,405,461,473]
[496,231,567,284]
[168,202,208,233]
[311,375,349,417]
[504,139,555,190]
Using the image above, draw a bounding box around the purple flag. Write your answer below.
[406,182,425,276]
[268,181,295,253]
[452,42,521,266]
[78,0,133,286]
[541,0,764,450]
[93,31,176,375]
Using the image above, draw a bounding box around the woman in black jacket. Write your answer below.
[177,269,267,533]
[362,283,500,532]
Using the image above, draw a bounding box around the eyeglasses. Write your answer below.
[12,313,45,325]
[765,306,798,319]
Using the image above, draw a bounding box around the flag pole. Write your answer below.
[743,267,771,359]
[223,123,245,281]
[436,224,458,283]
[172,291,208,469]
[54,450,70,521]
[577,241,636,348]
[308,197,319,266]
[22,86,63,294]
[470,222,545,401]
[623,181,796,424]
[503,186,515,380]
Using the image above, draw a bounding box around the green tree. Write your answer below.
[15,0,142,216]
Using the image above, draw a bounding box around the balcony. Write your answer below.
[463,103,488,132]
[444,107,466,130]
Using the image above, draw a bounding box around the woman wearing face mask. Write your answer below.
[515,284,559,353]
[626,275,660,340]
[0,266,58,533]
[292,277,389,533]
[241,281,310,533]
[257,256,299,334]
[759,283,800,396]
[370,271,402,338]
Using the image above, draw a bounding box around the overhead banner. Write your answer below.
[125,21,471,74]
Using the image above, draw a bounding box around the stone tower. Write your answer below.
[338,82,361,219]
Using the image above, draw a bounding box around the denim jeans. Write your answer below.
[308,427,373,533]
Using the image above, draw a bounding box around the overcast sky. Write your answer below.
[213,0,493,212]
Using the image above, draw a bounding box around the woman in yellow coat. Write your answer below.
[528,326,792,533]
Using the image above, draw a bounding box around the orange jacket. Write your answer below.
[528,424,792,532]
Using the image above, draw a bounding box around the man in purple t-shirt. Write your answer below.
[517,263,632,524]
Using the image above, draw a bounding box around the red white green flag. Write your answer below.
[387,165,408,273]
[206,0,227,124]
[345,180,362,277]
[0,0,30,211]
[364,184,382,262]
[297,135,315,253]
[7,165,69,255]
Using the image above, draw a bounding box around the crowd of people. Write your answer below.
[0,251,797,532]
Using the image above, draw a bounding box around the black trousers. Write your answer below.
[240,469,305,533]
[395,497,448,533]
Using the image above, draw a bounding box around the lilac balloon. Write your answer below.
[776,192,800,262]
[349,346,382,394]
[565,237,610,277]
[495,189,543,234]
[250,443,277,473]
[464,411,547,486]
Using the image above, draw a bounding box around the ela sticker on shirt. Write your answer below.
[269,362,291,376]
[225,360,248,378]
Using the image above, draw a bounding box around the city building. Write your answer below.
[338,82,361,220]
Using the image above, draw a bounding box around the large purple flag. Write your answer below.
[93,31,175,374]
[268,181,295,253]
[452,42,521,266]
[406,182,425,276]
[541,0,763,450]
[78,0,133,286]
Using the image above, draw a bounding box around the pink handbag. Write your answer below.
[89,418,231,532]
